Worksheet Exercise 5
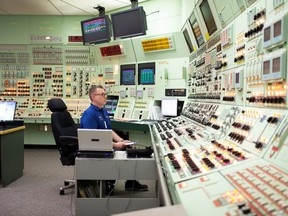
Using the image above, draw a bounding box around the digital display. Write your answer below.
[189,13,204,47]
[263,60,270,75]
[111,7,147,39]
[161,98,178,117]
[81,16,111,45]
[139,68,155,85]
[121,70,135,85]
[0,101,17,122]
[138,62,155,85]
[104,96,119,116]
[183,28,194,53]
[272,57,280,73]
[83,18,106,34]
[200,0,217,35]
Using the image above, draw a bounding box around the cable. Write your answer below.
[146,11,160,16]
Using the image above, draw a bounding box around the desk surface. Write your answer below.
[0,126,25,135]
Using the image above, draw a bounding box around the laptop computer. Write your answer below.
[77,129,114,158]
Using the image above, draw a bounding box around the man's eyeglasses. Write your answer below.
[94,93,107,97]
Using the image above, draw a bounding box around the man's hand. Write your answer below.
[113,141,126,150]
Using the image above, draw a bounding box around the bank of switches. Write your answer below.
[152,102,288,215]
[165,140,249,175]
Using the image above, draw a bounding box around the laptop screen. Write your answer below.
[77,129,113,151]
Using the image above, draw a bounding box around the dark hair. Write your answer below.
[88,85,104,101]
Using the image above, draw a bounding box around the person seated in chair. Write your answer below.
[80,85,148,194]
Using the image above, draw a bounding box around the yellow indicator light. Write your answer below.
[141,37,174,52]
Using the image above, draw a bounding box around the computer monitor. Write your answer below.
[111,6,147,40]
[199,0,217,36]
[188,12,204,47]
[0,101,17,123]
[194,0,221,40]
[182,26,194,54]
[161,98,178,117]
[120,64,136,85]
[104,95,119,116]
[138,62,155,85]
[80,15,111,45]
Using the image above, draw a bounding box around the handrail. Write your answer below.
[149,125,172,206]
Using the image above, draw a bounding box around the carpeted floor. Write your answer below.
[0,148,75,216]
[0,148,157,216]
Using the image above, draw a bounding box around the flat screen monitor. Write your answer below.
[111,6,147,39]
[0,101,17,122]
[138,62,155,85]
[104,95,119,116]
[80,15,111,45]
[120,64,136,85]
[188,12,204,47]
[161,98,178,117]
[182,28,194,54]
[199,0,217,36]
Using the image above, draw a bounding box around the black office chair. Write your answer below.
[48,98,79,195]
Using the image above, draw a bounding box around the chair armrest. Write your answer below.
[59,136,78,147]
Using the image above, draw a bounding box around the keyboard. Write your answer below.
[126,146,153,158]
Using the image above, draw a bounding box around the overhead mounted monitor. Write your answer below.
[200,0,217,35]
[120,64,136,85]
[188,12,204,47]
[80,15,111,45]
[195,0,221,40]
[111,6,147,40]
[182,23,195,54]
[0,101,17,122]
[138,62,155,85]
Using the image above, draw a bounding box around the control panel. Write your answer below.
[151,102,288,215]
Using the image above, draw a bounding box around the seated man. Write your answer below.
[80,85,148,193]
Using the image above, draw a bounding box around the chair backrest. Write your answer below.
[48,98,78,165]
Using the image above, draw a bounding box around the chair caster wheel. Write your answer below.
[60,189,65,195]
[64,181,69,186]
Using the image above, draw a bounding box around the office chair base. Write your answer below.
[64,179,75,186]
[60,179,75,195]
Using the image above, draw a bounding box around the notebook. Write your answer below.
[77,128,113,152]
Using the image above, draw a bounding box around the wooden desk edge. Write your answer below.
[0,126,26,135]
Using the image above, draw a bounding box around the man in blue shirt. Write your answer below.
[80,85,148,193]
